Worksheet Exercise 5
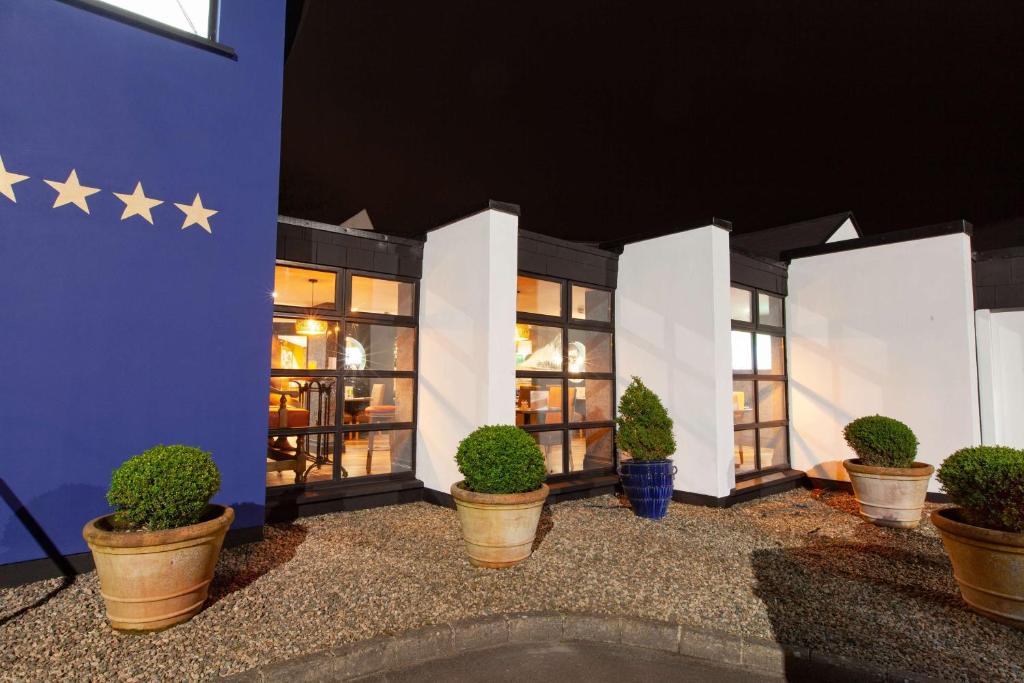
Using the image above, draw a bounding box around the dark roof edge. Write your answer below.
[277,215,425,246]
[519,229,620,258]
[735,211,855,242]
[973,246,1024,262]
[783,220,973,262]
[729,246,788,269]
[421,199,522,236]
[598,217,732,251]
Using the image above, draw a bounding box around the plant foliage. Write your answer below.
[842,415,918,468]
[107,445,221,530]
[456,425,546,494]
[615,376,676,461]
[938,445,1024,533]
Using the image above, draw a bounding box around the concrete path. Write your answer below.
[356,641,781,682]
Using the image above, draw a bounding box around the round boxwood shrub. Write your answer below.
[456,425,546,494]
[937,445,1024,533]
[842,415,918,468]
[615,376,676,461]
[107,445,221,530]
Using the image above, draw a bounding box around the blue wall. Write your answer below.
[0,0,285,566]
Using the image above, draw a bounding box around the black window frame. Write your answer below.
[60,0,236,58]
[731,284,790,479]
[268,260,419,490]
[515,273,617,480]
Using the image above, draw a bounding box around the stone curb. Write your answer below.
[221,612,945,682]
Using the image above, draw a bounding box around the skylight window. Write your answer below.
[98,0,214,39]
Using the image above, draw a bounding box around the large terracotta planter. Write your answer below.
[451,482,549,568]
[932,507,1024,629]
[842,459,933,528]
[82,505,234,631]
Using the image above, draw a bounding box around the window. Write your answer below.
[267,264,417,488]
[731,285,788,477]
[97,0,216,38]
[515,275,616,477]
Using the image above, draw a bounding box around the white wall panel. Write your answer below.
[616,226,734,497]
[416,210,518,493]
[787,233,981,491]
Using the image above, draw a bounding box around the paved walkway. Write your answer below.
[357,641,782,683]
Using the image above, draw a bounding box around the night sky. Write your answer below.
[279,0,1023,249]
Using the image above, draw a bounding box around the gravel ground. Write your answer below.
[2,489,1022,682]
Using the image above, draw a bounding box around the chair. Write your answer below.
[267,383,309,483]
[363,383,397,475]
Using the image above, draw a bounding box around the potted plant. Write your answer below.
[841,415,932,528]
[615,377,677,519]
[82,445,232,631]
[451,425,548,568]
[933,445,1024,629]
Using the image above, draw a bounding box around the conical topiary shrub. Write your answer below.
[616,376,676,460]
[616,377,676,519]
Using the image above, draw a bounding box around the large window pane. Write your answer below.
[571,285,611,322]
[730,287,752,322]
[269,377,337,428]
[350,275,414,316]
[758,293,784,327]
[567,328,612,374]
[571,379,614,423]
[267,433,334,487]
[733,380,754,426]
[516,324,563,371]
[759,427,789,468]
[734,430,756,474]
[731,330,753,372]
[271,317,340,370]
[516,276,562,316]
[530,430,564,475]
[274,265,336,309]
[344,378,414,425]
[515,378,565,426]
[345,323,414,371]
[756,334,785,375]
[342,428,413,477]
[571,427,614,471]
[757,381,786,422]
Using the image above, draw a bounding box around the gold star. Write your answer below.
[174,193,217,233]
[113,182,163,224]
[0,155,30,203]
[44,169,101,214]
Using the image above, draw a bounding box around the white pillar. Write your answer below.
[615,225,735,498]
[416,209,518,494]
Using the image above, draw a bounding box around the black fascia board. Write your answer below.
[783,220,973,262]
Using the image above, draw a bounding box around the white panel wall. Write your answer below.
[416,210,518,493]
[616,225,735,497]
[787,233,981,491]
[976,309,1024,448]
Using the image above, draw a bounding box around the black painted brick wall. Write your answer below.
[730,251,787,296]
[974,248,1024,310]
[518,230,618,288]
[277,223,423,279]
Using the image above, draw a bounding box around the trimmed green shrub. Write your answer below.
[938,446,1024,533]
[615,376,676,461]
[456,425,546,494]
[842,415,918,468]
[107,445,221,530]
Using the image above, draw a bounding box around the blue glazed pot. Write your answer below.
[618,459,676,519]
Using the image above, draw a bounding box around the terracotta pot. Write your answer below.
[450,482,549,568]
[932,507,1024,629]
[82,505,234,631]
[842,459,933,528]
